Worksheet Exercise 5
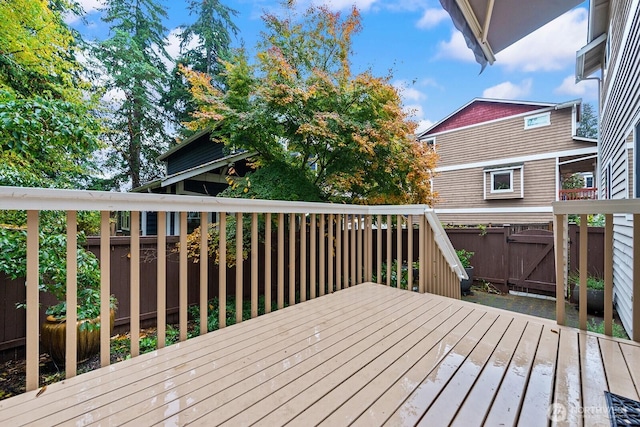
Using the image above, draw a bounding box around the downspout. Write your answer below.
[581,76,602,198]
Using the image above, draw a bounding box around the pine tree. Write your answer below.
[94,0,172,189]
[577,102,598,139]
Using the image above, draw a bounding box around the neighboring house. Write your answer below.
[418,98,597,225]
[439,0,638,337]
[127,129,255,235]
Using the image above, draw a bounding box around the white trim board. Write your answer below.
[435,147,598,172]
[435,207,553,214]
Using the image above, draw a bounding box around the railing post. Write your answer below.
[386,214,392,286]
[66,210,78,378]
[251,212,258,318]
[376,214,382,284]
[396,215,402,289]
[634,214,640,342]
[300,213,307,301]
[263,213,271,314]
[131,211,141,355]
[219,212,227,327]
[328,214,334,292]
[579,214,588,331]
[200,211,209,334]
[236,213,243,324]
[26,210,39,392]
[156,211,166,348]
[179,211,187,341]
[289,213,296,304]
[319,214,325,296]
[419,215,425,294]
[336,214,342,291]
[101,211,113,363]
[555,213,566,326]
[604,213,613,336]
[277,213,285,308]
[407,215,413,290]
[310,213,317,298]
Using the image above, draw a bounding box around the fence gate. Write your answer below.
[506,229,556,295]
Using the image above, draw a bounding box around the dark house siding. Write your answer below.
[166,134,225,175]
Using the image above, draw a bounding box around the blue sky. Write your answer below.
[72,0,598,133]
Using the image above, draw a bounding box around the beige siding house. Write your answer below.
[418,98,597,225]
[438,0,639,341]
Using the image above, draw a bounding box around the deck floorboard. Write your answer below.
[1,283,639,427]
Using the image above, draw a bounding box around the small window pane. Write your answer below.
[493,172,511,191]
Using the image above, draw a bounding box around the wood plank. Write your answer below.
[336,310,499,427]
[483,321,543,426]
[600,337,639,400]
[578,333,609,427]
[418,315,514,426]
[196,299,457,426]
[109,289,426,426]
[620,342,640,398]
[516,325,560,427]
[309,308,493,426]
[552,328,582,427]
[448,317,529,426]
[0,285,390,424]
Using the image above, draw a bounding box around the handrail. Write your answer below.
[553,199,640,343]
[0,185,467,391]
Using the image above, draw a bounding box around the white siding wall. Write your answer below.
[599,2,640,337]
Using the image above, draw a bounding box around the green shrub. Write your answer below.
[587,318,628,339]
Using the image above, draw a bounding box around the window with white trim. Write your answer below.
[423,137,435,149]
[484,164,524,200]
[491,170,513,192]
[524,112,551,130]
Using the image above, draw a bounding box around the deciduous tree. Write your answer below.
[184,4,438,204]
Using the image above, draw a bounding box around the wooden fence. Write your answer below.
[0,228,432,362]
[445,224,604,294]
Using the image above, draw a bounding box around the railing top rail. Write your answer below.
[0,186,432,216]
[553,199,640,215]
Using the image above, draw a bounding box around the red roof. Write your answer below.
[425,100,547,135]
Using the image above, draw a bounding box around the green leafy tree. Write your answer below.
[163,0,238,133]
[0,0,101,189]
[184,4,438,204]
[94,0,172,189]
[577,102,598,139]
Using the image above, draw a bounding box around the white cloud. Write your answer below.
[496,8,588,72]
[66,0,104,23]
[416,8,449,29]
[416,119,433,134]
[435,30,477,62]
[554,74,598,98]
[482,79,533,99]
[393,80,427,102]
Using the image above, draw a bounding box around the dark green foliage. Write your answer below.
[94,0,172,189]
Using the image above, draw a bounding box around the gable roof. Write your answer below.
[157,128,212,162]
[418,98,581,137]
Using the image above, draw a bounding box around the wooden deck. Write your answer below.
[1,283,639,426]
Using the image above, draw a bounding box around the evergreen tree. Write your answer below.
[94,0,172,189]
[577,102,598,139]
[163,0,238,135]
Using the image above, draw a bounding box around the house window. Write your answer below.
[423,137,436,149]
[585,175,594,188]
[524,112,551,130]
[120,211,131,231]
[484,164,523,200]
[491,171,513,192]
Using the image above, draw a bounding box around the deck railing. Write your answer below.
[553,199,639,342]
[558,187,598,200]
[0,186,465,391]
